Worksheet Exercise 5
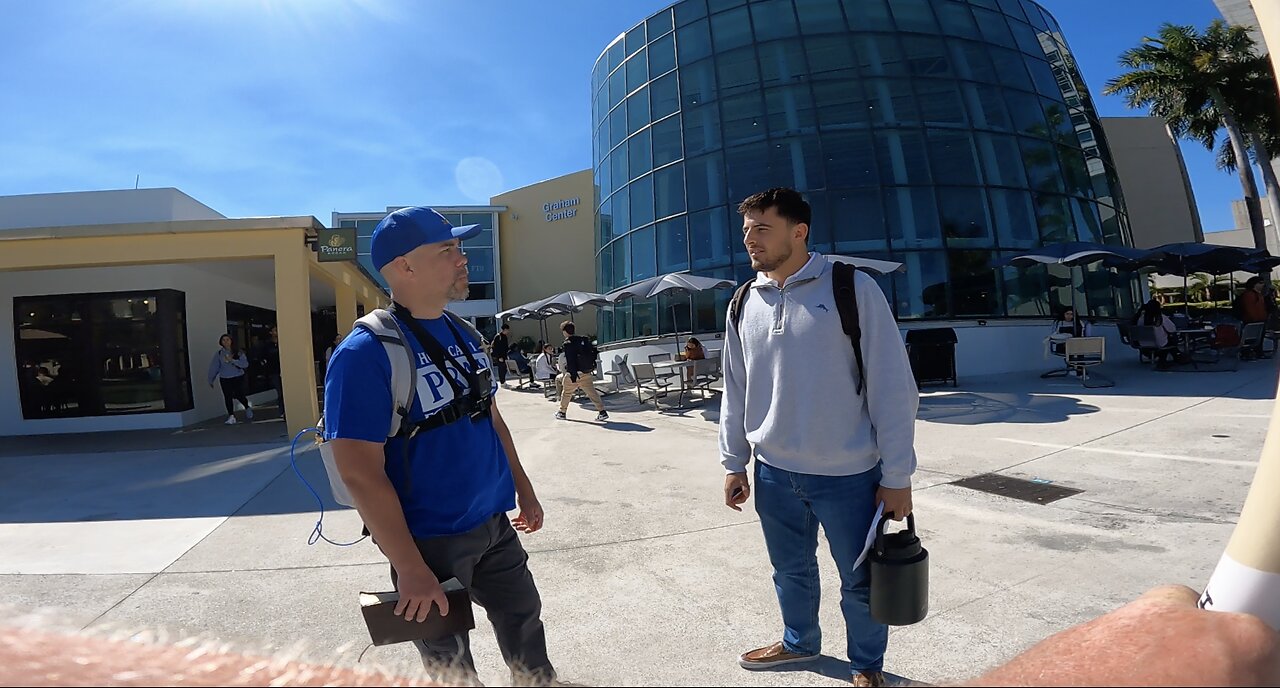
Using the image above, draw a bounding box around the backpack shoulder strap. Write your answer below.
[355,309,416,437]
[727,280,755,334]
[830,261,867,396]
[444,310,485,349]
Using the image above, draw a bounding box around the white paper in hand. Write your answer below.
[852,502,885,572]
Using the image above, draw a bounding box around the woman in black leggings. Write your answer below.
[206,334,252,424]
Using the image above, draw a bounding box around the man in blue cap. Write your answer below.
[322,207,556,682]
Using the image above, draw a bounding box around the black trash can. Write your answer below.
[904,327,958,387]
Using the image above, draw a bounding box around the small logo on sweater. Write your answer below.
[816,304,830,312]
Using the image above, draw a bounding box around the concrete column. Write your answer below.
[336,284,358,336]
[274,243,319,435]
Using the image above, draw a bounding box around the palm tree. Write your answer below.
[1106,21,1270,254]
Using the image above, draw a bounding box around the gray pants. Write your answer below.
[390,514,553,681]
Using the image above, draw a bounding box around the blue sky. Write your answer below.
[0,0,1240,232]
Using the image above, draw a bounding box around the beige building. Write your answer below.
[333,168,596,348]
[1100,116,1204,248]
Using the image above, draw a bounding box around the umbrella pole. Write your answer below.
[1184,271,1190,318]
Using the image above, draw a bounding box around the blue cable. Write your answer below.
[290,427,368,547]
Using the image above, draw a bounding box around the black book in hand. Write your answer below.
[359,578,475,646]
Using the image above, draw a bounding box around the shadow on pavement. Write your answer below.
[918,392,1100,425]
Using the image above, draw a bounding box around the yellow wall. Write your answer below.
[491,169,597,346]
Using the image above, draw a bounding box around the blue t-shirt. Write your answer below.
[322,314,514,539]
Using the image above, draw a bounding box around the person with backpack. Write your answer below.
[320,207,556,682]
[555,321,608,422]
[720,188,918,688]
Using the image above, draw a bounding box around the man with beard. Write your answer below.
[719,188,918,687]
[322,207,556,682]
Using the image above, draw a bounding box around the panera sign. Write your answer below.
[317,228,357,262]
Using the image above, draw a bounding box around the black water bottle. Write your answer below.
[869,512,929,626]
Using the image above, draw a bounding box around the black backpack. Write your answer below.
[570,335,599,373]
[728,261,868,395]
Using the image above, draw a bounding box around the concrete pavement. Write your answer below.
[2,357,1276,686]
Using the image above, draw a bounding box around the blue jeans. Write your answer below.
[754,460,887,673]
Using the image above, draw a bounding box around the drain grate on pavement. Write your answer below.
[950,473,1083,504]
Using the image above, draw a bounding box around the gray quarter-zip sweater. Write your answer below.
[718,252,919,488]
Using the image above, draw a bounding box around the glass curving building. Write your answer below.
[591,0,1141,344]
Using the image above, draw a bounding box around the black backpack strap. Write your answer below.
[831,261,866,395]
[727,280,754,334]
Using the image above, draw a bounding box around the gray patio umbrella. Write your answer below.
[827,255,906,275]
[999,242,1147,317]
[606,272,737,350]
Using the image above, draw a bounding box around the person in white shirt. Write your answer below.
[533,344,561,399]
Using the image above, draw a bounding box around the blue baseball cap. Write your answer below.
[370,206,482,271]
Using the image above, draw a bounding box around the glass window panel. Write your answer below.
[1098,203,1123,245]
[752,0,799,41]
[936,1,980,38]
[1058,145,1092,198]
[903,35,952,78]
[612,236,632,290]
[689,206,733,270]
[824,130,878,187]
[722,91,767,145]
[626,24,646,56]
[629,127,652,179]
[614,182,631,233]
[842,0,893,31]
[768,137,825,191]
[1071,198,1104,243]
[725,144,772,201]
[716,46,760,96]
[1026,57,1063,98]
[680,59,717,108]
[631,226,658,282]
[805,35,858,80]
[598,243,613,294]
[805,190,833,250]
[938,187,994,247]
[686,152,727,210]
[1006,89,1047,136]
[465,248,495,282]
[976,133,1027,187]
[855,34,908,77]
[990,189,1037,248]
[865,78,920,125]
[657,217,690,273]
[1033,192,1073,243]
[608,67,626,110]
[610,141,628,187]
[889,0,939,34]
[658,291,693,337]
[683,103,722,154]
[627,86,651,135]
[796,0,845,34]
[630,173,655,230]
[987,47,1033,91]
[633,298,659,338]
[949,250,999,316]
[886,186,943,248]
[928,129,982,186]
[970,0,998,8]
[893,251,949,318]
[1021,0,1049,31]
[648,9,674,38]
[1010,18,1044,56]
[973,7,1015,48]
[675,0,707,27]
[1082,261,1117,318]
[652,115,683,167]
[626,48,649,92]
[655,163,686,219]
[1019,137,1063,192]
[759,39,807,86]
[649,32,677,76]
[765,84,818,135]
[677,19,713,65]
[968,83,1013,131]
[829,189,887,252]
[997,0,1028,21]
[598,196,614,247]
[466,284,496,301]
[442,213,463,226]
[709,0,746,11]
[915,80,967,125]
[607,40,625,72]
[460,212,493,230]
[609,105,627,148]
[950,40,997,82]
[711,6,752,51]
[813,80,872,129]
[650,72,680,120]
[614,300,633,340]
[463,228,494,249]
[999,251,1050,316]
[876,129,931,185]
